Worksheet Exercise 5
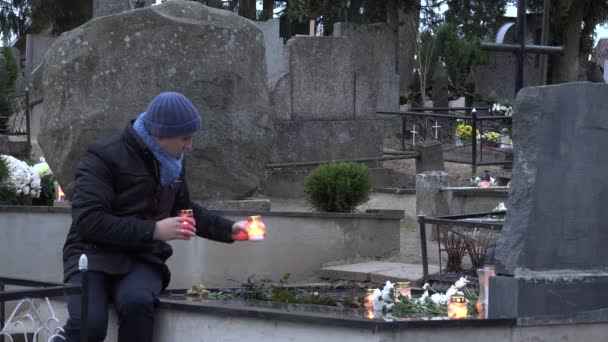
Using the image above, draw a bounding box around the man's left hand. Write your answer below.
[232,221,249,241]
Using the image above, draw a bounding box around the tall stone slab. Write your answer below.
[25,35,56,81]
[333,22,400,114]
[267,35,383,164]
[94,0,132,17]
[254,19,285,80]
[288,37,355,121]
[39,1,274,200]
[489,82,608,318]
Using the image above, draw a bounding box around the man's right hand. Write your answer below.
[153,217,197,241]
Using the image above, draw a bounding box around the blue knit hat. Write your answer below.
[142,92,201,137]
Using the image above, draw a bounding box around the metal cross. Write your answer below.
[410,124,418,147]
[480,0,563,96]
[432,121,441,140]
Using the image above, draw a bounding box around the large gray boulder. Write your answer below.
[39,1,274,200]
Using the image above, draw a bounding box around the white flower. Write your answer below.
[423,283,431,291]
[445,285,458,298]
[454,277,470,289]
[1,155,42,199]
[430,293,449,305]
[372,296,385,311]
[493,202,507,211]
[417,291,429,303]
[380,281,394,301]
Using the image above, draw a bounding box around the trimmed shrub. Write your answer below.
[304,162,371,212]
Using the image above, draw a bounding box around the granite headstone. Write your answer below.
[489,82,608,318]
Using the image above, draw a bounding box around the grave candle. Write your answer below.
[364,289,374,308]
[179,209,193,224]
[447,295,467,319]
[394,282,411,299]
[246,215,266,241]
[365,309,375,319]
[476,265,495,318]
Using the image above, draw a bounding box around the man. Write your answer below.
[61,92,250,341]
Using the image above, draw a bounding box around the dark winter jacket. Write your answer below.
[63,123,234,289]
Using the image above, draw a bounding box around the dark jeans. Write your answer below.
[62,262,163,342]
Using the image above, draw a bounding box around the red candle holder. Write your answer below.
[179,209,193,225]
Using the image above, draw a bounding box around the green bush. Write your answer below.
[304,162,371,212]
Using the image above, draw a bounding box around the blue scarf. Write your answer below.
[133,113,184,186]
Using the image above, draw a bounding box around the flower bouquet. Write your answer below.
[455,119,480,146]
[0,155,54,205]
[478,131,500,147]
[371,278,478,318]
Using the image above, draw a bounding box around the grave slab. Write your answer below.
[320,262,439,283]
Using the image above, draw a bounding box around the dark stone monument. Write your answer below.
[431,60,449,108]
[415,140,444,173]
[489,82,608,318]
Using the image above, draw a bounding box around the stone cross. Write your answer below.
[410,124,418,146]
[432,121,441,140]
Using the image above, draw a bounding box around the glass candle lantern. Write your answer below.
[447,295,468,319]
[394,282,411,299]
[476,265,495,318]
[247,215,266,241]
[363,289,374,308]
[179,209,193,224]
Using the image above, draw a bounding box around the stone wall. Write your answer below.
[0,206,401,288]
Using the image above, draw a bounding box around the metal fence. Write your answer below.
[417,211,505,283]
[378,107,513,175]
[0,91,31,154]
[1,258,88,342]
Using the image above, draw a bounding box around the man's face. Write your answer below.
[155,135,194,159]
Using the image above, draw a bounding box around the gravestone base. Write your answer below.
[489,271,608,319]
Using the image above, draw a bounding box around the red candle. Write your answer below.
[179,209,193,225]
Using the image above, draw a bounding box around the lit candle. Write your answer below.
[179,209,193,225]
[363,289,374,308]
[476,265,495,318]
[247,215,266,241]
[394,282,411,299]
[447,295,468,319]
[365,309,375,319]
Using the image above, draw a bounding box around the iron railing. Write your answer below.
[418,211,505,283]
[1,257,88,342]
[378,107,513,175]
[0,91,31,155]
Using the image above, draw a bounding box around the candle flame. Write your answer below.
[247,215,266,240]
[57,185,65,201]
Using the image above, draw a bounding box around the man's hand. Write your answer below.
[232,221,250,241]
[154,216,197,241]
